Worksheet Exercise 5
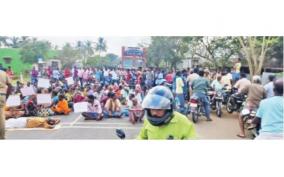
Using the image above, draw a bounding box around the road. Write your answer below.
[6,110,245,140]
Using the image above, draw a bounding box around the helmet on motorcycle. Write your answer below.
[142,86,174,126]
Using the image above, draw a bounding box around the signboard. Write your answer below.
[38,78,51,88]
[73,102,89,113]
[20,86,35,96]
[6,95,21,107]
[37,94,52,105]
[122,47,146,59]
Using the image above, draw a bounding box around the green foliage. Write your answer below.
[58,43,80,67]
[265,37,283,67]
[20,39,52,63]
[95,37,107,56]
[0,48,57,76]
[86,53,119,68]
[147,37,189,68]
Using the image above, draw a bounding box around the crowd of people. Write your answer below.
[0,57,283,140]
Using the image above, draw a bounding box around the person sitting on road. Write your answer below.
[191,69,212,121]
[237,75,266,138]
[234,73,251,93]
[5,117,60,129]
[82,95,103,120]
[51,94,72,115]
[252,78,283,140]
[129,96,144,124]
[4,105,25,119]
[73,90,85,103]
[104,92,122,118]
[264,75,276,98]
[24,95,38,116]
[137,86,196,139]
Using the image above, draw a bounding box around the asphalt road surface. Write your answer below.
[6,109,246,140]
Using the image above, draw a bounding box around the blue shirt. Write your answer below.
[256,96,283,133]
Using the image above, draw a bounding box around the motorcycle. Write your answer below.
[222,88,233,105]
[226,92,247,114]
[214,90,224,117]
[189,95,206,123]
[241,109,260,139]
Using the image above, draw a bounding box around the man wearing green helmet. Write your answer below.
[137,85,196,140]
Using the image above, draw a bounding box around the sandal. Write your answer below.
[237,134,246,138]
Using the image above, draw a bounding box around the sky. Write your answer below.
[36,36,151,56]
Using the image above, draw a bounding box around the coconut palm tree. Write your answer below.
[95,37,107,57]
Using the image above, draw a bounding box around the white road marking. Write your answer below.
[6,125,61,131]
[70,114,83,126]
[61,122,136,126]
[61,125,141,130]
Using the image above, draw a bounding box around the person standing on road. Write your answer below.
[0,69,11,139]
[137,86,196,140]
[174,71,186,114]
[234,58,242,81]
[252,78,283,140]
[264,75,276,98]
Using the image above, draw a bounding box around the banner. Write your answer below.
[37,94,52,105]
[6,95,21,107]
[73,102,88,113]
[20,86,35,96]
[38,78,51,88]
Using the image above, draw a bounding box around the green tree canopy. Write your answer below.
[19,39,51,63]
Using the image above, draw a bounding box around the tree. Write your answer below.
[58,43,80,67]
[147,37,189,68]
[85,40,95,57]
[265,37,283,67]
[76,40,95,64]
[95,37,107,57]
[238,36,279,78]
[86,53,119,68]
[20,39,51,63]
[6,36,21,48]
[0,36,31,48]
[188,36,240,69]
[0,36,9,47]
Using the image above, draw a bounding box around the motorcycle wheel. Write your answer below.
[226,97,234,114]
[216,102,222,117]
[192,112,199,123]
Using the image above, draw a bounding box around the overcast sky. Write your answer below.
[36,36,151,56]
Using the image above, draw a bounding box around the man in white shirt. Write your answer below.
[264,75,275,98]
